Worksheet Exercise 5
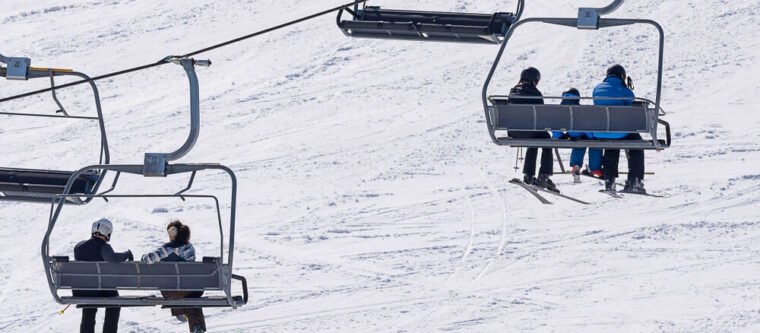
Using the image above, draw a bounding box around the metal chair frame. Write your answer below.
[481,1,671,150]
[41,164,247,308]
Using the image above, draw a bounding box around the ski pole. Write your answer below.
[59,304,72,315]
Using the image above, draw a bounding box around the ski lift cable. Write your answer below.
[0,0,368,105]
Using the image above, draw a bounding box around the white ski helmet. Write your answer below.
[91,218,113,241]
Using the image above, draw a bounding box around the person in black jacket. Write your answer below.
[142,221,205,333]
[508,67,558,192]
[73,218,133,333]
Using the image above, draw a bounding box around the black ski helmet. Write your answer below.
[563,88,580,96]
[520,67,541,83]
[606,64,626,80]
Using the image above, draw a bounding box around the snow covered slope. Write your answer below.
[1,0,759,331]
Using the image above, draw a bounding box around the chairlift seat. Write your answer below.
[49,256,247,308]
[339,7,515,44]
[488,97,671,149]
[0,168,99,203]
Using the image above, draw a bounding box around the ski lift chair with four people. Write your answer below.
[481,0,672,150]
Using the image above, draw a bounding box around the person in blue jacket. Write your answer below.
[508,67,558,192]
[73,218,133,333]
[556,88,602,182]
[592,64,646,193]
[142,221,205,333]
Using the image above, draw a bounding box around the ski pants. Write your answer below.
[74,290,121,333]
[601,133,645,181]
[81,307,120,333]
[508,131,553,177]
[161,291,206,332]
[570,148,602,171]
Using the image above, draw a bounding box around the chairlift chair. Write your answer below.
[481,0,672,150]
[337,0,524,44]
[0,54,110,204]
[42,58,248,309]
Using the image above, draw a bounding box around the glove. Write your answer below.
[126,250,134,261]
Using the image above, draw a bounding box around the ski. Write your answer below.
[617,191,668,198]
[599,190,623,198]
[509,178,552,204]
[533,185,591,205]
[581,170,624,187]
[599,190,667,198]
[510,178,590,205]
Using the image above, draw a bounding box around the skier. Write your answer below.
[142,221,205,333]
[73,218,133,333]
[560,88,602,182]
[592,64,646,193]
[508,67,557,192]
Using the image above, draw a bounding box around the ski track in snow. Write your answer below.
[1,0,760,332]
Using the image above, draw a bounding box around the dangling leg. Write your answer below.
[602,149,621,191]
[102,307,121,333]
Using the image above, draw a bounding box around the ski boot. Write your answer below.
[604,177,617,192]
[589,170,602,178]
[623,178,646,194]
[571,165,582,183]
[536,174,559,193]
[523,174,536,185]
[192,325,206,333]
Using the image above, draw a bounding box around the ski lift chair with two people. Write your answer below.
[337,0,525,44]
[482,0,672,150]
[41,57,248,309]
[0,53,110,204]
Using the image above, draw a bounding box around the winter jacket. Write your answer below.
[74,237,131,262]
[592,76,635,139]
[508,83,544,105]
[141,240,196,264]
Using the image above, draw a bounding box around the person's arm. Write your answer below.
[141,246,172,264]
[100,244,131,262]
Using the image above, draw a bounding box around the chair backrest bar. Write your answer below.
[490,99,650,133]
[52,260,225,291]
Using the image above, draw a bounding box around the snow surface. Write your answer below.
[1,0,759,332]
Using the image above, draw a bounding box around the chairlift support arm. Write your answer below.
[144,58,210,177]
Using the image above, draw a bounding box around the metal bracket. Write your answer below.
[4,57,31,80]
[577,8,600,29]
[578,0,625,29]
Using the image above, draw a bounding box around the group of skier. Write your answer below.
[73,219,206,333]
[508,64,647,194]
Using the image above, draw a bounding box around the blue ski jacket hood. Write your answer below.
[592,76,635,139]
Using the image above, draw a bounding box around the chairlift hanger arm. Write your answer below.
[599,0,625,15]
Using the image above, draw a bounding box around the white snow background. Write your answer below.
[1,0,759,332]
